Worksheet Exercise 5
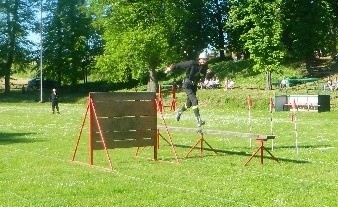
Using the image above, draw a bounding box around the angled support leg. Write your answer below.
[244,139,279,166]
[185,130,217,158]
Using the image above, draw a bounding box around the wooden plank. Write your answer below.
[97,116,157,131]
[158,126,254,138]
[93,138,155,150]
[254,134,275,140]
[93,100,156,117]
[158,126,275,139]
[92,130,157,141]
[90,92,156,102]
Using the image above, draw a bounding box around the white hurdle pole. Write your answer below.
[248,96,253,148]
[269,97,275,150]
[291,99,299,154]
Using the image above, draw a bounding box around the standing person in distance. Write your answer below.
[50,88,60,114]
[164,52,208,127]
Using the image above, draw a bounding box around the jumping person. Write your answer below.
[164,52,208,127]
[50,88,60,114]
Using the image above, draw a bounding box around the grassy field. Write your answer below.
[0,88,337,207]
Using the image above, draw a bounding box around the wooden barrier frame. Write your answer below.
[72,92,158,170]
[156,84,177,112]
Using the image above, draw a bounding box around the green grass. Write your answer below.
[1,90,337,206]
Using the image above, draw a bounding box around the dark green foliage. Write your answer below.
[1,0,337,95]
[42,0,101,85]
[281,0,336,61]
[0,0,39,92]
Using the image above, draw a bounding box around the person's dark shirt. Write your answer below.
[171,60,208,83]
[51,93,59,102]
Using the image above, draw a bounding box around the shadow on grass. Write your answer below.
[272,144,332,150]
[0,132,38,145]
[173,144,310,164]
[0,80,141,104]
[0,90,88,104]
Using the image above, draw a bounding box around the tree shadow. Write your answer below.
[0,80,141,104]
[273,144,332,150]
[0,132,38,145]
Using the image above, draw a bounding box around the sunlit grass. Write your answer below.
[0,95,337,206]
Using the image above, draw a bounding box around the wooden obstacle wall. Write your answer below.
[90,92,157,151]
[72,92,158,169]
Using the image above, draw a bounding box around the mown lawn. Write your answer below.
[0,90,337,207]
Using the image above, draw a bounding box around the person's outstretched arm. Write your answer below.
[164,60,194,73]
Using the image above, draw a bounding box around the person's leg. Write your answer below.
[186,87,205,127]
[176,102,187,121]
[176,89,192,121]
[52,101,55,114]
[192,106,205,127]
[56,102,60,113]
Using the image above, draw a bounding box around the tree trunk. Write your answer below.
[215,0,225,60]
[4,0,19,93]
[265,70,272,90]
[330,26,337,57]
[4,73,10,93]
[148,66,158,92]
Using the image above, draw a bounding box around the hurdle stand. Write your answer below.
[156,84,177,112]
[244,135,279,166]
[185,128,218,158]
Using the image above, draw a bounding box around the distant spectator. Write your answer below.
[280,77,288,89]
[21,85,26,94]
[50,88,60,114]
[224,79,235,90]
[228,80,235,89]
[205,69,214,80]
[211,76,220,88]
[205,76,219,89]
[324,79,333,91]
[333,80,338,90]
[199,68,217,89]
[204,78,209,88]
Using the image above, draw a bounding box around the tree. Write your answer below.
[281,0,336,62]
[225,0,251,60]
[0,0,38,93]
[42,0,100,85]
[206,0,230,60]
[226,0,285,90]
[92,1,167,92]
[91,0,211,92]
[329,0,338,57]
[171,0,210,59]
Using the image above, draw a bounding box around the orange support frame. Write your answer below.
[244,138,279,166]
[185,129,217,158]
[71,95,115,170]
[156,85,177,112]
